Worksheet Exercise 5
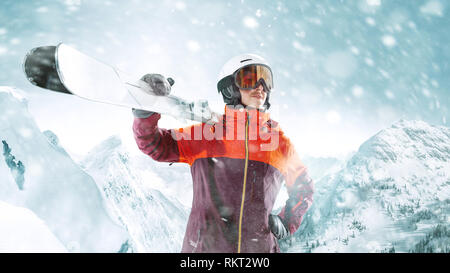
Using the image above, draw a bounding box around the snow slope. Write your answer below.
[0,201,67,252]
[81,135,190,252]
[0,87,128,252]
[284,119,450,253]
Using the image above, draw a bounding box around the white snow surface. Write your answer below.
[0,201,67,252]
[0,87,128,252]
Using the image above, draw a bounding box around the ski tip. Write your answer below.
[167,77,175,86]
[23,45,72,95]
[23,45,57,78]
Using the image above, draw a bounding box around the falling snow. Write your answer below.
[365,17,376,26]
[186,40,201,52]
[352,86,364,97]
[382,35,397,47]
[366,0,381,6]
[0,46,8,55]
[420,0,445,17]
[243,16,259,29]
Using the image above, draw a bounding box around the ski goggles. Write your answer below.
[234,64,273,91]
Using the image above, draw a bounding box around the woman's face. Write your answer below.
[239,83,267,109]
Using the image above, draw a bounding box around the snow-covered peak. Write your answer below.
[344,119,449,208]
[286,119,449,253]
[84,135,122,158]
[353,119,450,165]
[82,134,193,208]
[81,134,191,252]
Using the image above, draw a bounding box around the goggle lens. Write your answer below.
[235,64,273,91]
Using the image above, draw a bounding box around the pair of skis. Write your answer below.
[23,43,218,124]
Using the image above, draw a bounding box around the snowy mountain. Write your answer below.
[284,119,450,253]
[80,135,190,252]
[0,87,128,252]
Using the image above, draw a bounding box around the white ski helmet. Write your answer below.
[217,53,273,109]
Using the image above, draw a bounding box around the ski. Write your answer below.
[23,43,218,123]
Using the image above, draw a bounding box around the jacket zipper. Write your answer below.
[237,112,249,253]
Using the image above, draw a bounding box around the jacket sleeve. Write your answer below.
[278,140,315,235]
[132,113,182,163]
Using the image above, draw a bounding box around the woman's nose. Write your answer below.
[255,82,264,92]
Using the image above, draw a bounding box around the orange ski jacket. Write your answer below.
[133,105,314,253]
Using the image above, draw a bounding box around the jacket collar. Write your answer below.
[223,104,271,126]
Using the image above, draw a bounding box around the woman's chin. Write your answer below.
[241,98,265,109]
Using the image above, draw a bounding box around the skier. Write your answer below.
[132,54,314,253]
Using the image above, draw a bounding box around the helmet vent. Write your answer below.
[240,58,252,63]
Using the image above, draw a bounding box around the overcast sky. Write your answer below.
[0,0,448,159]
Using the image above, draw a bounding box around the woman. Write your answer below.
[132,54,314,253]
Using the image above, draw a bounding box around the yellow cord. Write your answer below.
[237,113,249,253]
